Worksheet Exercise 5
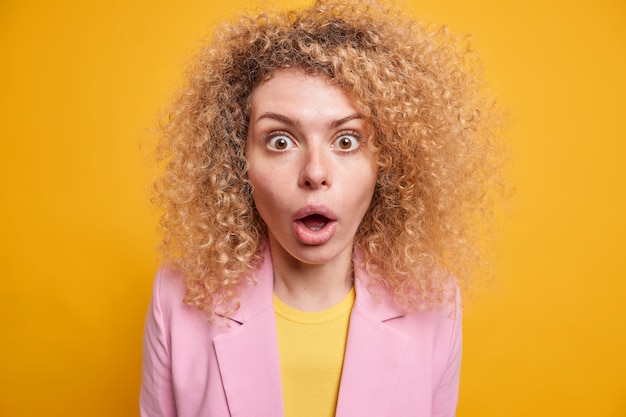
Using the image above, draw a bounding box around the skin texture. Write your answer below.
[246,69,378,310]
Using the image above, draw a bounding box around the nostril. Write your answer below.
[304,178,328,188]
[299,156,331,188]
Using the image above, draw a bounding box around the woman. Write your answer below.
[141,1,501,416]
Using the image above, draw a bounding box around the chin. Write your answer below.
[288,241,353,266]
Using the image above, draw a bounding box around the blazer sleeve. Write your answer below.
[140,270,177,417]
[431,286,463,417]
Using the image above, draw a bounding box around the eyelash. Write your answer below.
[263,131,294,151]
[333,130,362,152]
[262,130,364,152]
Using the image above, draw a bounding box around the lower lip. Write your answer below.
[292,220,337,245]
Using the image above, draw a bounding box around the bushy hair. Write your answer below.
[155,0,504,318]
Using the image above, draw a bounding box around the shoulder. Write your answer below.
[354,266,462,355]
[148,267,230,342]
[150,267,198,324]
[148,262,274,333]
[354,263,461,325]
[393,278,461,349]
[349,269,462,409]
[151,267,185,310]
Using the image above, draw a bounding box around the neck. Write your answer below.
[269,241,354,312]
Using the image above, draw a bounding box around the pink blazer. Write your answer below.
[140,250,462,417]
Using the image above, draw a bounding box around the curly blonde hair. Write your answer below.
[155,0,504,317]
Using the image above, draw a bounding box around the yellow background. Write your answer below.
[1,0,624,415]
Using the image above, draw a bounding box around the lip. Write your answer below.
[292,205,338,245]
[292,205,338,222]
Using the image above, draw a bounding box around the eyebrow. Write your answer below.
[255,112,364,128]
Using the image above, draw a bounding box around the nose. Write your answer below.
[298,146,331,189]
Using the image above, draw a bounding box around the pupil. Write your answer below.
[277,138,286,148]
[340,138,351,149]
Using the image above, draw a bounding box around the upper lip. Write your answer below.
[292,205,337,221]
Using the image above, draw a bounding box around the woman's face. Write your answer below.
[246,69,378,266]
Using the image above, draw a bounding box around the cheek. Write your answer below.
[357,170,378,212]
[248,167,283,212]
[359,165,378,196]
[248,169,267,203]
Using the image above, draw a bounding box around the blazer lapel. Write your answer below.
[211,247,410,417]
[335,265,410,417]
[213,249,284,417]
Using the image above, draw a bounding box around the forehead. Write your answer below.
[248,69,362,118]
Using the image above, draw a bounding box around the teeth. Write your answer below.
[302,214,328,231]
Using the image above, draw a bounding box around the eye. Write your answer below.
[267,133,295,151]
[333,132,361,151]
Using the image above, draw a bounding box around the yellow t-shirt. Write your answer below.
[274,288,355,417]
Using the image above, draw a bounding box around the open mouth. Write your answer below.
[301,214,330,231]
[292,206,337,245]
